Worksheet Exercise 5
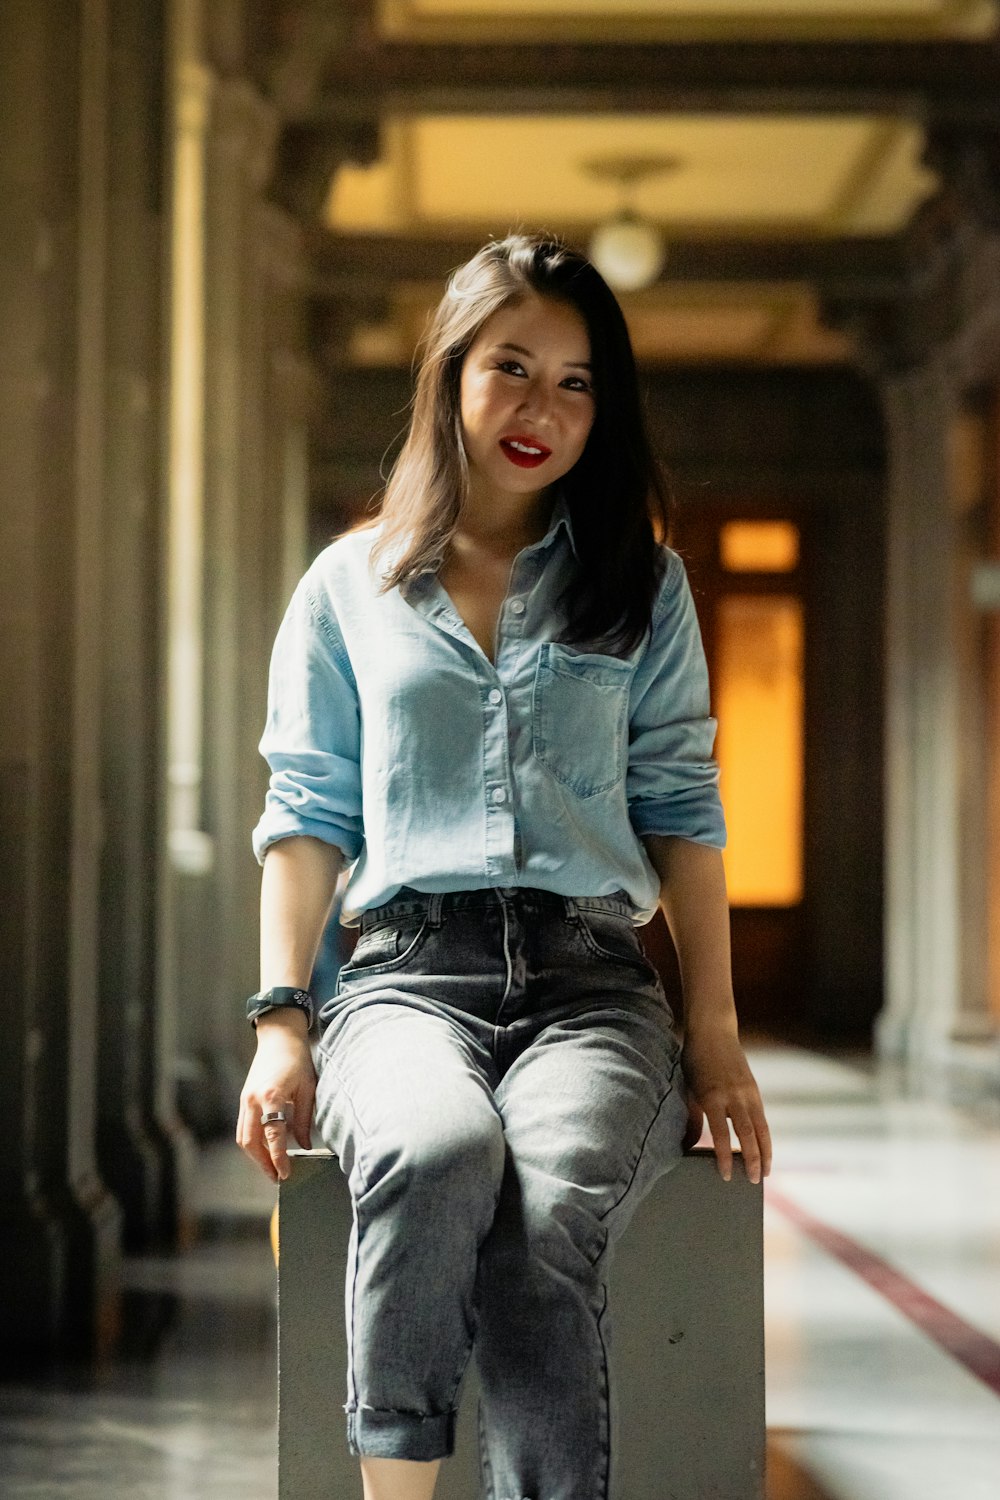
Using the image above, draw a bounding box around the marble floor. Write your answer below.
[1,1043,999,1499]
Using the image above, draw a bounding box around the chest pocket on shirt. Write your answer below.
[532,644,634,798]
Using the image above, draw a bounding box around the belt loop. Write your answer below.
[563,895,579,925]
[427,892,444,930]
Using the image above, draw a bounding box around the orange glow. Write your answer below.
[716,594,804,906]
[721,520,800,573]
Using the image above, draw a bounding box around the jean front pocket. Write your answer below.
[575,905,649,969]
[340,913,430,978]
[531,645,633,798]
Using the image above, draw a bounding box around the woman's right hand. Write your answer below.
[237,1012,317,1182]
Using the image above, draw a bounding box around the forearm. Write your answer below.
[642,836,770,1180]
[239,836,341,1176]
[643,834,738,1037]
[259,835,344,996]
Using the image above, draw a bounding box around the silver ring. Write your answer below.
[260,1110,287,1126]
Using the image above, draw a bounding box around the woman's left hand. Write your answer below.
[680,1024,771,1185]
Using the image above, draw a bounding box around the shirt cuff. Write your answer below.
[252,811,363,866]
[630,797,727,848]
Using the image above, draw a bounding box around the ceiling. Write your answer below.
[320,0,998,366]
[328,116,935,237]
[378,0,998,41]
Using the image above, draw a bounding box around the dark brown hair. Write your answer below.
[371,233,672,653]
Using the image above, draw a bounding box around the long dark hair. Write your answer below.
[371,233,672,653]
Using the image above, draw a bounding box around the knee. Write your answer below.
[411,1111,505,1193]
[368,1109,505,1218]
[514,1171,606,1274]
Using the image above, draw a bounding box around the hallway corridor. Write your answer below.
[1,1044,997,1500]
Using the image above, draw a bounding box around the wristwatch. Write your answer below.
[246,986,314,1031]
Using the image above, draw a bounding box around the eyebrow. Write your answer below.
[491,341,592,371]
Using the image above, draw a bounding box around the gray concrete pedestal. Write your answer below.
[278,1147,765,1500]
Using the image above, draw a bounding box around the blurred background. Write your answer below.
[2,2,1000,1496]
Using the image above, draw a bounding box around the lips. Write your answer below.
[499,433,552,469]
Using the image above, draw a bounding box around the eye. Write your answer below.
[496,359,527,377]
[562,376,594,395]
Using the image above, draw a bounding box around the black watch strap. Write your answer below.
[246,986,314,1031]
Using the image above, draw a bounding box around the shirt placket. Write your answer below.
[409,551,545,887]
[488,552,540,880]
[403,580,510,883]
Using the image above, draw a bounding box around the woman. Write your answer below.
[238,233,771,1500]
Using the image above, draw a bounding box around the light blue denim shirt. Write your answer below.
[252,502,725,925]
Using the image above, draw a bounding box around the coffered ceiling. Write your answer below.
[379,0,997,41]
[315,1,998,365]
[328,116,934,236]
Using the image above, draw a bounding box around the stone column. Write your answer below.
[156,0,213,1228]
[95,0,178,1253]
[158,0,324,1143]
[877,359,971,1056]
[200,77,283,1102]
[828,129,1000,1065]
[0,4,67,1361]
[0,0,123,1363]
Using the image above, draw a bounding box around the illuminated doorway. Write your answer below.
[715,522,804,910]
[641,508,810,1033]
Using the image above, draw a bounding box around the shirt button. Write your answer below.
[488,688,503,706]
[491,787,508,805]
[510,599,526,616]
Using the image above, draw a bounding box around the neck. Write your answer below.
[457,484,556,557]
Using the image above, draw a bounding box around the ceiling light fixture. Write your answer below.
[583,155,681,292]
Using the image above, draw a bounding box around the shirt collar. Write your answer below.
[533,489,579,561]
[380,488,579,581]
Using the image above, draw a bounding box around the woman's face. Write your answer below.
[459,293,596,512]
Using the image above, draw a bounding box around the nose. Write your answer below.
[517,378,554,426]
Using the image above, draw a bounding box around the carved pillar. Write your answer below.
[879,360,968,1054]
[159,0,325,1143]
[824,127,1000,1063]
[0,0,68,1364]
[63,0,126,1352]
[156,0,212,1227]
[235,206,319,1068]
[0,0,124,1363]
[95,0,176,1252]
[201,79,284,1099]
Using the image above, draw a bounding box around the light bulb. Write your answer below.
[588,214,666,292]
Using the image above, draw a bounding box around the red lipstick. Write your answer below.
[499,433,552,469]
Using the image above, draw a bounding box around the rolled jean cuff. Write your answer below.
[346,1404,457,1460]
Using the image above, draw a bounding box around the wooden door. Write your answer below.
[641,506,808,1034]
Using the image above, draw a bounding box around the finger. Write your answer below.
[261,1098,294,1180]
[681,1099,704,1153]
[729,1103,762,1184]
[293,1086,315,1151]
[238,1094,281,1181]
[243,1123,280,1182]
[242,1112,280,1182]
[262,1119,290,1180]
[704,1102,733,1182]
[253,1139,281,1183]
[741,1072,772,1177]
[732,1085,773,1180]
[755,1108,773,1178]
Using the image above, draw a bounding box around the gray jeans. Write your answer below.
[313,885,688,1500]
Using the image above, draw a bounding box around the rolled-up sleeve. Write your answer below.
[626,550,726,847]
[251,580,364,865]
